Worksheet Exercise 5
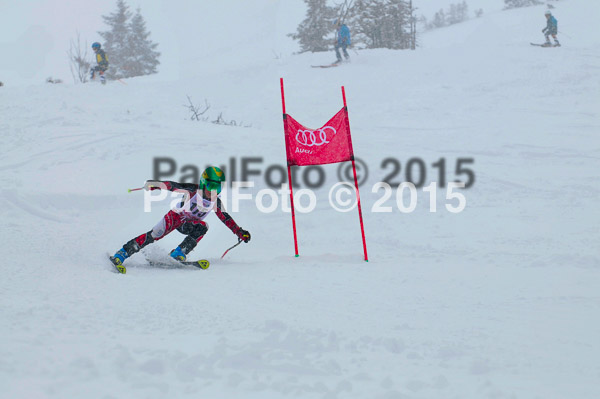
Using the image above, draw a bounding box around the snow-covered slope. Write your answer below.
[1,1,599,398]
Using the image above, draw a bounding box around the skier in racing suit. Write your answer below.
[110,166,250,273]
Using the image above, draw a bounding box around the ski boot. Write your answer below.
[542,41,552,47]
[110,248,128,274]
[553,41,561,47]
[170,246,186,262]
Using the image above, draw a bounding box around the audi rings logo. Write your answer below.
[296,126,336,147]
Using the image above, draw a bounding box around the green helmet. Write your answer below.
[199,166,225,194]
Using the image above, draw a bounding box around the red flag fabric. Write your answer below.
[284,108,354,166]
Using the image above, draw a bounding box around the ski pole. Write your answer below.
[128,183,160,193]
[558,30,571,39]
[221,239,242,259]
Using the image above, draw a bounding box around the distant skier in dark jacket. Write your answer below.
[542,10,560,47]
[109,167,251,274]
[90,42,109,84]
[333,19,351,64]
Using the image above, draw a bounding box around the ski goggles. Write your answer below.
[205,179,223,194]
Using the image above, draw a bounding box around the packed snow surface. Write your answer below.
[1,1,599,398]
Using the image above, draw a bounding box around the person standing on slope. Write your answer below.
[90,42,109,84]
[542,10,560,47]
[333,19,351,64]
[110,167,251,273]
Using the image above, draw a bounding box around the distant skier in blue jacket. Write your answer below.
[334,19,351,64]
[542,10,560,47]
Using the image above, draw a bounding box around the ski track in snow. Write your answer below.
[1,1,600,398]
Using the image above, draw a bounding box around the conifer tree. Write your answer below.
[98,0,131,79]
[290,0,335,53]
[291,0,415,51]
[97,0,160,79]
[348,0,411,49]
[504,0,543,9]
[126,8,161,77]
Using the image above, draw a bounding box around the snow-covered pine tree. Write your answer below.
[289,0,335,52]
[98,0,132,79]
[447,1,469,25]
[382,0,411,49]
[292,0,414,51]
[343,0,369,47]
[458,1,469,21]
[428,9,446,29]
[504,0,543,9]
[426,2,469,30]
[346,0,381,49]
[126,8,160,77]
[353,0,410,49]
[337,0,413,49]
[98,1,160,79]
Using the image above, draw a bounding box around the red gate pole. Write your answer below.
[280,78,300,257]
[342,86,369,262]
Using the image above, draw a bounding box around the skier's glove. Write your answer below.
[237,228,251,243]
[144,180,163,191]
